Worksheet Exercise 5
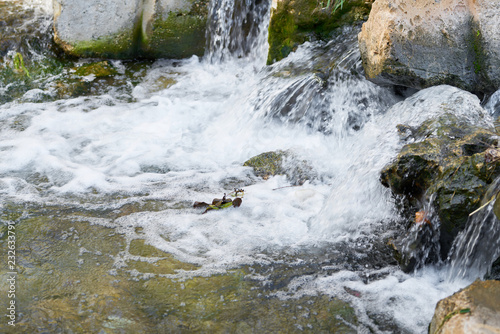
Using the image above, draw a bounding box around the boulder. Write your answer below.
[429,280,500,334]
[53,0,209,59]
[358,0,500,94]
[380,86,499,268]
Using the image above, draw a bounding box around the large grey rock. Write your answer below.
[358,0,499,94]
[53,0,209,59]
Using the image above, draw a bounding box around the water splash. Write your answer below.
[397,196,442,273]
[485,88,500,118]
[1,2,495,333]
[251,26,399,135]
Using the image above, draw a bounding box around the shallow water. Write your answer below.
[0,1,486,333]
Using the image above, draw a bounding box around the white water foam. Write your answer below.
[0,5,491,332]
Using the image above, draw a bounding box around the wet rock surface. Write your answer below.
[53,0,209,59]
[267,0,372,64]
[380,86,499,270]
[243,150,317,185]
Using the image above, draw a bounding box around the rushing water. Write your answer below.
[448,178,500,281]
[1,0,494,333]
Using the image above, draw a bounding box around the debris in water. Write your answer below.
[193,189,244,214]
[415,210,431,226]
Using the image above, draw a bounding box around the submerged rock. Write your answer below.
[0,200,358,333]
[53,0,209,59]
[358,0,500,95]
[380,86,499,269]
[243,150,316,185]
[429,280,500,334]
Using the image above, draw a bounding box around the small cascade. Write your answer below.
[250,25,400,135]
[485,89,500,118]
[448,180,500,280]
[4,1,500,332]
[204,0,271,63]
[397,197,442,273]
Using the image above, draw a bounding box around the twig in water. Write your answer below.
[272,185,302,191]
[469,195,496,216]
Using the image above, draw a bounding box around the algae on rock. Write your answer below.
[53,0,209,59]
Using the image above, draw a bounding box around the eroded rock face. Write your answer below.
[358,0,499,94]
[429,280,500,334]
[53,0,209,59]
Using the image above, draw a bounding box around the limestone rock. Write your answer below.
[358,0,499,94]
[429,280,500,334]
[53,0,209,59]
[475,1,500,92]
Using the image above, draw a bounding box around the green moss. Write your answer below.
[471,28,484,75]
[244,150,288,178]
[74,61,118,77]
[267,2,299,64]
[143,12,207,59]
[468,20,494,94]
[69,30,137,59]
[267,0,371,64]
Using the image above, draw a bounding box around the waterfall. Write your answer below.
[448,180,500,280]
[2,1,494,333]
[204,0,271,63]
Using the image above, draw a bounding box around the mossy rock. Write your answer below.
[267,0,372,64]
[54,0,209,59]
[142,10,207,59]
[243,150,316,185]
[0,1,76,103]
[74,61,118,78]
[381,113,500,264]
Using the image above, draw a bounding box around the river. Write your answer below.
[0,0,485,332]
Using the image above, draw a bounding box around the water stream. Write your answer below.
[0,0,494,333]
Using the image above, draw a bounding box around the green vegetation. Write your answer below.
[322,0,346,13]
[13,52,30,78]
[472,28,483,75]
